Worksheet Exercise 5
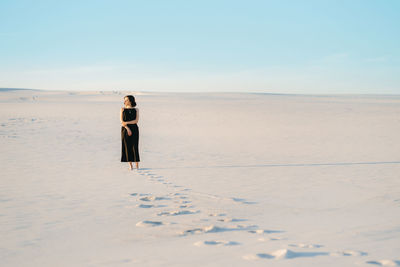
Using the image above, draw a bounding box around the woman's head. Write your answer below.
[124,95,136,107]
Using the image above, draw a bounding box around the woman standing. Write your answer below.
[120,95,140,170]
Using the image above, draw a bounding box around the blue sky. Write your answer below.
[0,0,399,93]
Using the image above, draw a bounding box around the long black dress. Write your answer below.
[121,108,140,162]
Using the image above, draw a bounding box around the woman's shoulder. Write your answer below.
[121,107,138,111]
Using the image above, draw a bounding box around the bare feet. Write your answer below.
[129,162,133,170]
[135,162,139,169]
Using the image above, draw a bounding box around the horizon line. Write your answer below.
[1,87,400,97]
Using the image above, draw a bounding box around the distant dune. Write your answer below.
[0,87,42,91]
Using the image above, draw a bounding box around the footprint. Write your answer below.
[179,204,194,208]
[248,229,284,234]
[139,196,171,202]
[217,218,247,222]
[258,236,284,241]
[331,250,367,257]
[209,213,226,217]
[137,204,168,208]
[130,193,138,196]
[243,254,274,260]
[173,199,191,204]
[194,240,241,247]
[181,224,257,236]
[157,210,199,216]
[289,243,323,248]
[137,171,154,177]
[366,260,400,266]
[243,249,329,260]
[231,197,257,205]
[137,204,155,208]
[136,220,164,227]
[139,196,153,202]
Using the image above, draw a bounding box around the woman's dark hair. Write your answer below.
[125,95,137,107]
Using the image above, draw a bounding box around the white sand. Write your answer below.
[1,89,400,266]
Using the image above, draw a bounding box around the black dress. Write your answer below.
[121,108,140,162]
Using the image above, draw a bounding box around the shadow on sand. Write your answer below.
[150,161,400,170]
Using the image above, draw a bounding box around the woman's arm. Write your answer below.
[120,108,125,124]
[120,108,132,135]
[123,108,139,125]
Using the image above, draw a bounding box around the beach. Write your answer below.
[1,89,400,266]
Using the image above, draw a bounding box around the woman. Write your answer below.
[120,95,140,170]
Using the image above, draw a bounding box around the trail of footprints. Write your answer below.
[130,169,397,265]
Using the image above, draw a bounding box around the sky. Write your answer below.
[0,0,399,94]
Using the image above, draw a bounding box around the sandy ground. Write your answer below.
[1,89,400,266]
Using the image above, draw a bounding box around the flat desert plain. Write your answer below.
[1,89,400,266]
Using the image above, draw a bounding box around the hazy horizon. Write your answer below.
[2,87,400,97]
